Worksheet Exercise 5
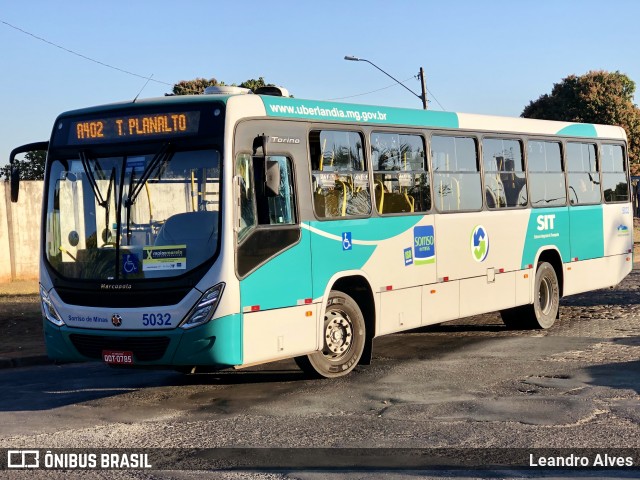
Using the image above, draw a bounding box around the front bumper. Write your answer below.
[43,313,243,367]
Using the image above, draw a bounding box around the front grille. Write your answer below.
[56,287,191,308]
[69,334,171,361]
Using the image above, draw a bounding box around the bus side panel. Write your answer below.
[358,217,437,291]
[242,305,318,364]
[515,268,532,305]
[436,211,530,281]
[422,281,459,326]
[378,287,422,335]
[434,211,527,318]
[563,202,632,296]
[564,256,631,296]
[459,271,516,317]
[521,207,571,268]
[308,216,429,299]
[569,205,604,261]
[602,202,634,257]
[239,228,315,365]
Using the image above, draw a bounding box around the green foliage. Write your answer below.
[522,70,640,172]
[170,76,274,95]
[0,150,46,180]
[238,77,269,92]
[171,77,221,95]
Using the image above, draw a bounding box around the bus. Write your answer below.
[10,86,634,378]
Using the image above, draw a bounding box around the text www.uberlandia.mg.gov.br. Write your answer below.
[268,103,388,122]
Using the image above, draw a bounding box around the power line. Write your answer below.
[0,19,173,86]
[326,76,416,101]
[426,86,446,111]
[329,74,447,111]
[410,72,446,111]
[1,19,449,107]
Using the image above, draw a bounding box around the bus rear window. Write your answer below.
[601,144,629,203]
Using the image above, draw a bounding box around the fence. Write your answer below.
[0,181,43,282]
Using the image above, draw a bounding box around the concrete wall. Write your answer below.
[0,181,43,282]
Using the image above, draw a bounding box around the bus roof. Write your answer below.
[257,95,627,140]
[57,92,627,141]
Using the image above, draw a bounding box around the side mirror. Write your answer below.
[265,160,280,196]
[9,141,49,203]
[10,164,20,203]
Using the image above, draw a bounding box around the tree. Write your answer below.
[171,77,220,95]
[170,76,274,95]
[238,77,269,92]
[0,150,46,180]
[522,70,640,175]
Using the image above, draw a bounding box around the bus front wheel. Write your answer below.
[501,261,559,330]
[294,290,365,378]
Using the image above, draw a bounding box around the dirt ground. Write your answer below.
[1,219,639,362]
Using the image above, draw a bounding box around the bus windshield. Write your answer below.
[44,147,221,281]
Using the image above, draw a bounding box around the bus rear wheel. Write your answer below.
[294,290,365,378]
[501,261,559,330]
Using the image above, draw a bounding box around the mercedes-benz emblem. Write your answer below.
[112,314,123,327]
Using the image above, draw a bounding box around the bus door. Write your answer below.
[235,149,315,365]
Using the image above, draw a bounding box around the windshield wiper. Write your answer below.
[79,152,116,242]
[79,151,105,205]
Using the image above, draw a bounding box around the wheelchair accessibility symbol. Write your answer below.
[342,232,352,251]
[122,253,139,274]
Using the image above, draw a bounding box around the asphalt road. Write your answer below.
[0,269,639,479]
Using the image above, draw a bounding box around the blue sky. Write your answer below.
[2,0,639,167]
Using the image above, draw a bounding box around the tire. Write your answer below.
[502,261,559,330]
[294,290,366,378]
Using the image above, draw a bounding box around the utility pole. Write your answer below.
[419,67,428,110]
[345,56,428,110]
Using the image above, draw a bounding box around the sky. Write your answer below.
[2,0,640,167]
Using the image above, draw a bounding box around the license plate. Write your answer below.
[102,350,134,365]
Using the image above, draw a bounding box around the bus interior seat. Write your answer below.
[375,179,413,213]
[314,185,347,217]
[486,188,498,208]
[487,177,507,207]
[374,180,385,212]
[383,192,413,213]
[154,211,218,268]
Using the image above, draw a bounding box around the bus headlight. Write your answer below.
[40,285,65,326]
[180,283,225,329]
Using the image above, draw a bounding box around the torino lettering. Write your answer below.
[270,136,300,144]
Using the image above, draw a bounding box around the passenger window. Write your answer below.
[566,142,601,205]
[431,135,481,211]
[310,130,371,218]
[372,132,430,214]
[527,141,566,207]
[601,144,629,203]
[483,138,527,208]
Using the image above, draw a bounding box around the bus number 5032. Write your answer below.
[142,313,172,326]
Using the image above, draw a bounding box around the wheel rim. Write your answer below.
[322,309,353,360]
[538,276,553,315]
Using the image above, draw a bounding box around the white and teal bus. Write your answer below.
[10,86,634,377]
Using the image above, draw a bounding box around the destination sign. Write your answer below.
[68,111,201,144]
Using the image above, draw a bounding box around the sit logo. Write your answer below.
[471,225,489,262]
[537,214,556,231]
